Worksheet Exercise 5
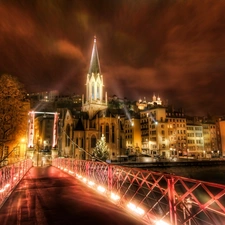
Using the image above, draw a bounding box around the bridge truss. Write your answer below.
[53,158,225,225]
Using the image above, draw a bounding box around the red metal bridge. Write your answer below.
[1,159,225,225]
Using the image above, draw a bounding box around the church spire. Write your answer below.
[88,36,101,75]
[82,36,107,119]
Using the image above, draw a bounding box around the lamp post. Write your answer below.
[187,149,189,161]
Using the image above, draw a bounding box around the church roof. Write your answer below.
[74,117,85,131]
[88,37,101,75]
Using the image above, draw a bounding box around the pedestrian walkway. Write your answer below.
[0,166,147,225]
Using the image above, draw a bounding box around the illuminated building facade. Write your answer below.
[202,122,218,158]
[216,119,225,157]
[166,108,187,158]
[186,124,204,158]
[139,104,220,159]
[140,106,169,158]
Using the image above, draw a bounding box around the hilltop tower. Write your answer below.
[82,37,107,119]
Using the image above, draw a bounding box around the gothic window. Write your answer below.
[105,124,109,143]
[112,125,115,143]
[91,136,96,148]
[92,83,94,99]
[81,138,84,148]
[97,84,100,99]
[66,124,70,147]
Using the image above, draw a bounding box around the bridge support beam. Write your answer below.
[168,177,177,225]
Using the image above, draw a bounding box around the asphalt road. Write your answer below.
[0,166,148,225]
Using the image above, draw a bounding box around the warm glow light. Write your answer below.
[76,174,82,179]
[110,192,120,201]
[0,183,10,193]
[128,203,135,210]
[127,203,145,215]
[82,178,87,183]
[88,181,95,186]
[155,220,170,225]
[97,186,105,193]
[136,207,145,215]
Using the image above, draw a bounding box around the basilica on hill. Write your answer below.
[27,37,224,162]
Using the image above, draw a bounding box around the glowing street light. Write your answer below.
[155,220,170,225]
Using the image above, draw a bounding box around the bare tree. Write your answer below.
[0,74,29,161]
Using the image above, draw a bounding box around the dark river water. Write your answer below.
[145,164,225,185]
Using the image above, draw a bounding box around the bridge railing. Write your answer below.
[0,159,33,208]
[53,158,225,225]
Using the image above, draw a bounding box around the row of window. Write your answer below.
[141,123,187,130]
[203,125,216,129]
[187,127,202,131]
[187,133,203,137]
[187,140,203,144]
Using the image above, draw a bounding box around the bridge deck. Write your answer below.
[0,166,147,225]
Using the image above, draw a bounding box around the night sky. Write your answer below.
[0,0,225,116]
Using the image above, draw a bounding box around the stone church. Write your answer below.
[59,37,140,160]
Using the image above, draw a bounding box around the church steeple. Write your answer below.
[82,37,108,119]
[88,36,101,75]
